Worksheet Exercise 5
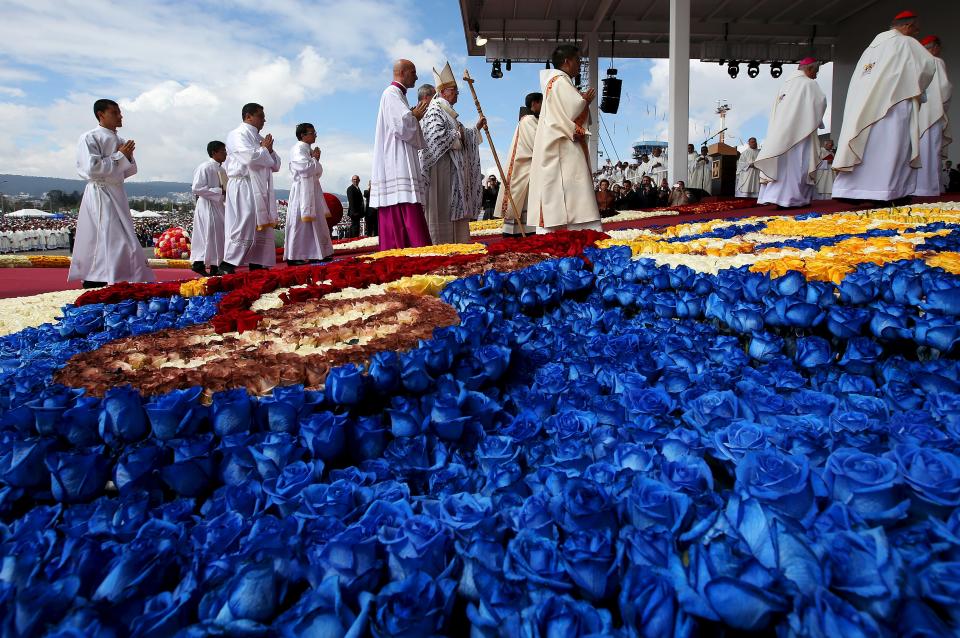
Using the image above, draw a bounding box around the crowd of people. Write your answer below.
[61,11,954,286]
[0,218,73,254]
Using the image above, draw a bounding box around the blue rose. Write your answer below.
[560,529,618,601]
[712,420,768,463]
[325,363,364,405]
[795,336,833,368]
[625,476,691,535]
[248,432,304,481]
[840,274,878,305]
[521,594,612,638]
[824,448,909,525]
[99,385,148,445]
[823,528,901,617]
[400,350,433,393]
[915,315,960,352]
[623,386,675,417]
[891,444,960,509]
[383,435,447,475]
[428,462,477,496]
[919,561,960,609]
[387,396,428,438]
[681,390,747,431]
[1,436,54,487]
[114,442,167,494]
[620,567,691,638]
[560,478,616,532]
[747,332,783,363]
[437,492,495,541]
[368,350,401,393]
[508,492,557,539]
[499,410,542,442]
[218,561,280,623]
[504,529,572,591]
[428,383,471,441]
[763,295,823,328]
[544,409,597,441]
[299,411,346,462]
[619,525,674,569]
[380,514,452,580]
[273,574,363,637]
[826,306,871,340]
[314,523,382,595]
[262,460,320,515]
[473,344,512,383]
[661,456,713,495]
[838,337,884,375]
[257,384,314,434]
[211,388,254,438]
[60,395,101,447]
[476,435,522,474]
[145,386,205,440]
[735,449,817,523]
[786,588,882,638]
[371,571,456,638]
[349,415,388,461]
[299,479,365,521]
[46,447,109,503]
[26,386,81,437]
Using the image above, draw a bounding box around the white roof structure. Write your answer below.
[459,0,960,182]
[5,208,54,218]
[131,210,163,218]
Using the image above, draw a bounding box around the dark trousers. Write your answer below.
[364,209,378,236]
[347,215,362,238]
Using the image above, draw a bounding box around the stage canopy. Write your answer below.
[459,0,960,183]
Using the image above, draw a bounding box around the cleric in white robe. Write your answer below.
[68,99,153,287]
[221,103,281,273]
[370,60,433,250]
[756,58,828,208]
[528,44,603,234]
[688,145,712,193]
[914,35,952,196]
[495,92,541,236]
[189,140,227,276]
[648,147,668,184]
[419,62,485,245]
[285,123,335,264]
[833,11,936,202]
[814,140,836,200]
[735,138,761,198]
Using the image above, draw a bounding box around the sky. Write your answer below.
[0,0,832,193]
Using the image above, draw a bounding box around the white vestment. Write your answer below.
[285,141,334,261]
[223,122,281,267]
[528,69,602,233]
[419,97,483,245]
[814,147,835,200]
[688,153,712,192]
[833,29,936,200]
[637,160,654,179]
[735,147,761,197]
[496,114,538,234]
[370,84,426,207]
[68,126,154,284]
[648,153,668,184]
[189,158,226,267]
[915,56,952,196]
[755,71,827,207]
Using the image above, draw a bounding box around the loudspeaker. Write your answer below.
[600,75,622,114]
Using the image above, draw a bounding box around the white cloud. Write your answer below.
[0,87,25,98]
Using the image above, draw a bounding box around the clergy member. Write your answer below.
[528,44,603,233]
[688,145,712,193]
[815,140,835,200]
[68,99,153,287]
[915,35,952,196]
[189,140,227,276]
[833,11,936,203]
[496,92,542,236]
[220,103,281,274]
[370,59,432,250]
[735,138,761,197]
[648,147,668,184]
[419,62,485,245]
[285,122,334,265]
[755,58,828,208]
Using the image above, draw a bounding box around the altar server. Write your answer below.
[814,140,836,200]
[285,123,334,265]
[735,138,761,197]
[914,35,952,196]
[189,140,227,276]
[689,146,712,193]
[220,102,281,274]
[495,92,541,236]
[68,99,153,287]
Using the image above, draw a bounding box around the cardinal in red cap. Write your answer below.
[753,55,827,208]
[916,35,952,195]
[831,9,936,203]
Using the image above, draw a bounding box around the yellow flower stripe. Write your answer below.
[27,255,72,268]
[386,274,458,296]
[0,255,32,268]
[366,243,487,260]
[469,219,504,231]
[179,278,209,297]
[926,252,960,275]
[751,236,920,284]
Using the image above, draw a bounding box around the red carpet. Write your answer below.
[3,195,957,299]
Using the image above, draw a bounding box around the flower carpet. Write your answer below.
[2,203,960,635]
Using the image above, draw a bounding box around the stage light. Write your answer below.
[491,60,503,79]
[747,61,760,78]
[506,59,512,71]
[727,62,740,78]
[770,62,783,78]
[475,34,487,46]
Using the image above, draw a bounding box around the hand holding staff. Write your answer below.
[462,69,526,237]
